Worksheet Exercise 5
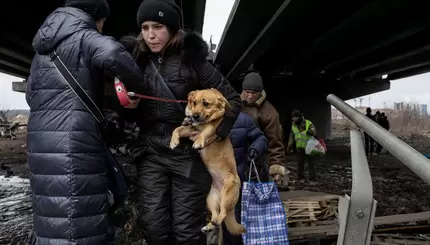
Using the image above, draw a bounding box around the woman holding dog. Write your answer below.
[120,0,242,244]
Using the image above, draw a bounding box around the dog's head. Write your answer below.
[185,88,231,124]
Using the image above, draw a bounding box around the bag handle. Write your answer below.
[248,159,261,182]
[50,51,105,124]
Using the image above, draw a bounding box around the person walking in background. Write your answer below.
[287,109,317,184]
[364,107,376,156]
[376,112,390,154]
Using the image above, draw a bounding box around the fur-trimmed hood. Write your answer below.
[119,30,209,64]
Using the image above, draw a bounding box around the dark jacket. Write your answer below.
[26,7,146,245]
[229,112,267,181]
[121,31,242,178]
[120,31,241,244]
[241,91,285,168]
[378,117,390,130]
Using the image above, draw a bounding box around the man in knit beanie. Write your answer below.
[241,72,287,182]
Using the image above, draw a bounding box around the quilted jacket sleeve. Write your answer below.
[246,115,268,158]
[87,34,148,92]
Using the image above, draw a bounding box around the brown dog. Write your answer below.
[169,88,246,236]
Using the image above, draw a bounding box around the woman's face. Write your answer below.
[141,21,171,53]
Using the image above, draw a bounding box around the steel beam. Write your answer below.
[294,0,430,77]
[0,64,27,78]
[327,30,430,78]
[355,50,430,80]
[327,94,430,185]
[214,0,285,75]
[0,54,30,74]
[329,79,390,101]
[0,47,33,65]
[387,64,430,80]
[225,0,293,80]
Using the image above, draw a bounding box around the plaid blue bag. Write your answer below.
[241,160,289,245]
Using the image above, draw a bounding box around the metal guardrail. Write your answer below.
[328,93,430,245]
[336,130,377,245]
[327,94,430,185]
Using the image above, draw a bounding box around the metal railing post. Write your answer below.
[336,130,377,245]
[327,94,430,185]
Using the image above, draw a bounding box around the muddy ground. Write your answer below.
[1,130,430,244]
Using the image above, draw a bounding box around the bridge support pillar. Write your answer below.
[12,80,27,93]
[268,91,332,141]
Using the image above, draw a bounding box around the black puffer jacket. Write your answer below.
[121,31,242,177]
[26,7,146,245]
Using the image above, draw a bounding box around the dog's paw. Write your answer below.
[170,137,180,149]
[192,139,205,149]
[201,223,215,233]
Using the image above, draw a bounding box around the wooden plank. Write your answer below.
[374,211,430,226]
[288,211,430,239]
[371,234,430,245]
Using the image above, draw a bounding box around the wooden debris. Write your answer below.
[371,234,430,245]
[283,197,339,228]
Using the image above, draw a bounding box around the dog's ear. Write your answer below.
[217,95,231,110]
[187,91,196,103]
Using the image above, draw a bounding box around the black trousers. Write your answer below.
[297,149,316,180]
[137,156,211,245]
[364,133,374,155]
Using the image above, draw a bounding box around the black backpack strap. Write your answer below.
[50,51,105,123]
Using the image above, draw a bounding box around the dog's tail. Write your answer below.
[224,210,246,235]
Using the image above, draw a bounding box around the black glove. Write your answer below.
[247,149,259,163]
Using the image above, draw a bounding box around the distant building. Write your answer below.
[394,102,404,111]
[394,101,428,116]
[420,104,428,116]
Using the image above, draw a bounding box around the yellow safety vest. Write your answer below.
[292,120,312,149]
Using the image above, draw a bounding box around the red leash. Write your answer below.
[128,92,187,104]
[114,79,187,107]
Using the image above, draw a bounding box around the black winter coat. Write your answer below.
[26,7,146,245]
[121,31,242,178]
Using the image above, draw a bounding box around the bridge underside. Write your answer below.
[216,0,430,100]
[214,0,430,139]
[0,0,206,79]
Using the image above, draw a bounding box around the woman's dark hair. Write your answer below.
[130,28,184,58]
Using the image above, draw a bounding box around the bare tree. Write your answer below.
[0,108,10,123]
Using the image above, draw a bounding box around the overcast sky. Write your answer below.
[1,0,429,110]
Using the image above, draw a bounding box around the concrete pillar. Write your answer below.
[263,77,333,141]
[12,80,27,93]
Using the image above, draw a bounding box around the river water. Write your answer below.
[0,176,32,244]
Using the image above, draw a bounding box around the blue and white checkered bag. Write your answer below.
[241,160,289,245]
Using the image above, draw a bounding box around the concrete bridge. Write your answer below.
[2,0,430,139]
[213,0,430,138]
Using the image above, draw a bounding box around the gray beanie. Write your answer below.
[242,72,263,92]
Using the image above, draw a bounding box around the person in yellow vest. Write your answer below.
[287,109,317,184]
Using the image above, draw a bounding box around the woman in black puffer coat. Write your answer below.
[120,0,242,244]
[26,1,146,244]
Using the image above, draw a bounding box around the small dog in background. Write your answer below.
[170,88,246,236]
